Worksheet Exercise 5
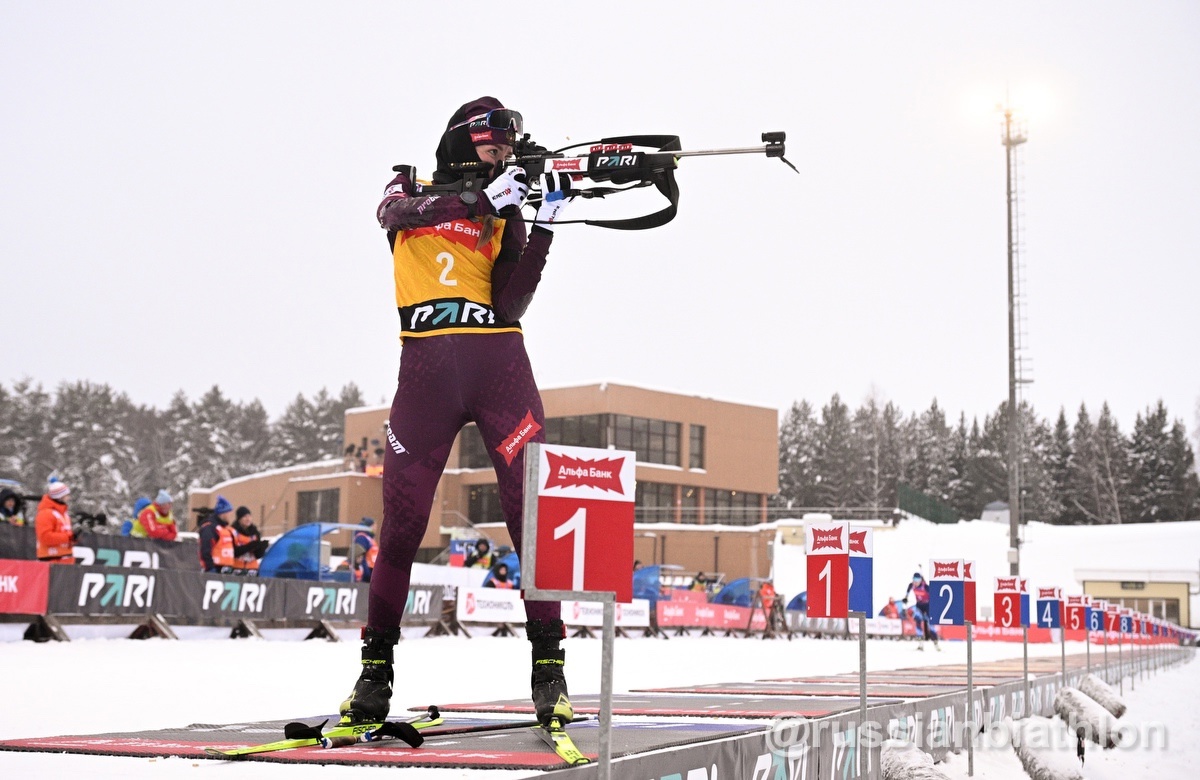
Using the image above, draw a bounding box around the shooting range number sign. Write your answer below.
[529,444,635,602]
[1035,587,1063,629]
[1065,595,1091,632]
[805,521,849,618]
[994,577,1025,628]
[929,559,965,626]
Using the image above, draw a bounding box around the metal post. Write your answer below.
[1022,626,1029,718]
[600,601,615,780]
[1060,625,1066,683]
[967,621,974,777]
[852,611,867,780]
[1003,108,1026,578]
[1118,632,1123,696]
[1086,623,1091,675]
[1103,629,1109,684]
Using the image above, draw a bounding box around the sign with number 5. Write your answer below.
[523,443,636,602]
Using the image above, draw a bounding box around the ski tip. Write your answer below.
[202,747,242,760]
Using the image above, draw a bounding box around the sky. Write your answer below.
[2,1,1198,436]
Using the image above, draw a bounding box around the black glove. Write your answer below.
[71,525,85,539]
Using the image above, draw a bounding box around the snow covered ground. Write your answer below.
[0,632,1194,779]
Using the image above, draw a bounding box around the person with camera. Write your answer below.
[35,478,77,565]
[132,489,178,541]
[197,495,236,574]
[339,97,575,730]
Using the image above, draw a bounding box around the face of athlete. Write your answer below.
[476,143,513,174]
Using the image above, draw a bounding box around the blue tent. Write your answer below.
[711,577,753,607]
[259,522,364,581]
[633,565,663,607]
[786,592,807,612]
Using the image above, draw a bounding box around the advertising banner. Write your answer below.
[0,559,50,614]
[41,564,426,625]
[0,524,200,570]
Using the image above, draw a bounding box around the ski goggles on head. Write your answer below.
[449,108,523,136]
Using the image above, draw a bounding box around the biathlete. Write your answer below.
[903,571,941,650]
[339,97,576,728]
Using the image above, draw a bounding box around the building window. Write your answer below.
[635,482,676,521]
[297,488,340,524]
[467,484,505,524]
[545,414,606,449]
[459,424,492,469]
[702,488,761,526]
[689,424,705,469]
[612,415,680,466]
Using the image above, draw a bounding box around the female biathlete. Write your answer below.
[339,97,575,728]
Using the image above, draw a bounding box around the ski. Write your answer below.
[203,706,442,758]
[531,716,592,766]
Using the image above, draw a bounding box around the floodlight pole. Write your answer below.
[1003,107,1027,577]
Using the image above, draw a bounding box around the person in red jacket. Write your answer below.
[35,479,76,564]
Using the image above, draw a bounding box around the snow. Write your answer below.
[0,634,1194,779]
[2,517,1198,778]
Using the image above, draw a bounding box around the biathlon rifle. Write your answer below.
[393,132,797,230]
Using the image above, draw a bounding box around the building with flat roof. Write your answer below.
[1076,568,1199,628]
[189,383,779,560]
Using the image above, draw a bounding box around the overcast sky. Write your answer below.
[2,1,1197,435]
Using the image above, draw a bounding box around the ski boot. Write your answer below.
[339,626,400,725]
[527,619,573,726]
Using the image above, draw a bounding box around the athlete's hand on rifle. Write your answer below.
[483,166,529,213]
[534,173,574,232]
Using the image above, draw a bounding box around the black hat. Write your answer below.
[236,506,251,520]
[434,96,509,183]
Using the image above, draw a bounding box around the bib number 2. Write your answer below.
[436,252,458,286]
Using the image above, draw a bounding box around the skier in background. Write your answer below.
[903,572,940,649]
[338,96,576,729]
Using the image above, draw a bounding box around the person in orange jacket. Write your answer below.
[132,489,178,541]
[35,479,77,564]
[230,506,268,573]
[198,495,236,573]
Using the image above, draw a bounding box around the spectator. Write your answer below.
[880,596,901,620]
[0,487,26,526]
[353,518,378,583]
[35,479,76,564]
[485,561,514,589]
[903,572,940,649]
[231,506,268,575]
[122,497,150,537]
[343,444,359,471]
[198,495,236,573]
[364,448,385,476]
[463,538,493,569]
[132,489,178,541]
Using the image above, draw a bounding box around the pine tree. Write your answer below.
[775,400,819,509]
[812,394,856,507]
[0,378,56,489]
[1093,403,1130,523]
[1048,409,1080,524]
[1129,401,1175,522]
[49,381,141,519]
[851,396,890,512]
[1166,419,1200,522]
[907,399,953,504]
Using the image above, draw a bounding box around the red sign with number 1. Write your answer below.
[806,521,849,618]
[532,445,635,602]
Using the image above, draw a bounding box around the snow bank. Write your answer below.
[1010,717,1085,780]
[1053,687,1121,749]
[1077,672,1127,718]
[881,739,949,780]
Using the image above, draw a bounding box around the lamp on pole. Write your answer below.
[1002,106,1027,576]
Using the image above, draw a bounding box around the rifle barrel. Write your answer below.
[673,145,777,158]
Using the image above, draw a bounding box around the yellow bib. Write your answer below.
[393,216,522,338]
